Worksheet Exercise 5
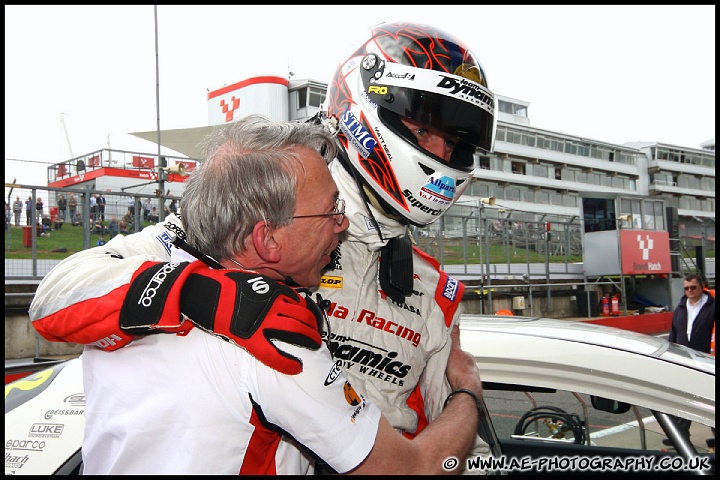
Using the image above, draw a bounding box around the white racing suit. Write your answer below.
[317,160,491,473]
[29,158,491,474]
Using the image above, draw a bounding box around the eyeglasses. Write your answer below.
[291,198,346,226]
[684,285,698,291]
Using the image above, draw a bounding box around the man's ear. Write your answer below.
[250,220,282,262]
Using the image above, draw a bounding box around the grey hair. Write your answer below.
[180,114,337,262]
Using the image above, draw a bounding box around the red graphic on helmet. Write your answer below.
[324,22,494,227]
[371,23,486,83]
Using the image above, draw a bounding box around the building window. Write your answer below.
[308,87,324,107]
[534,190,550,205]
[297,88,307,109]
[505,187,521,201]
[700,177,714,191]
[531,164,547,178]
[511,162,525,175]
[582,198,617,232]
[586,172,601,186]
[550,138,564,152]
[507,129,522,144]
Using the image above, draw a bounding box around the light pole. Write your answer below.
[154,5,165,221]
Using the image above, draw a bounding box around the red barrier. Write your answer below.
[585,311,673,335]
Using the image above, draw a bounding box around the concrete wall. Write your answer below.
[5,282,83,360]
[5,313,83,359]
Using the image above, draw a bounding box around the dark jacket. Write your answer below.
[668,292,715,353]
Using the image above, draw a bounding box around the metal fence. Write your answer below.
[5,182,715,288]
[5,183,178,279]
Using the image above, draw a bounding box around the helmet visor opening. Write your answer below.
[378,94,491,172]
[392,88,493,151]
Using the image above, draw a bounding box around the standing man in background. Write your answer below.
[25,196,32,225]
[664,273,715,446]
[96,193,106,222]
[57,193,68,222]
[68,193,78,221]
[89,194,97,223]
[12,196,23,226]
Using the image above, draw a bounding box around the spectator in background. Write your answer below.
[71,210,82,227]
[118,217,128,234]
[96,193,106,222]
[25,196,32,225]
[93,221,103,234]
[143,198,152,221]
[57,193,67,222]
[148,207,159,223]
[664,273,716,446]
[36,218,50,237]
[54,216,64,230]
[36,197,44,217]
[96,235,106,247]
[127,196,135,216]
[68,193,78,220]
[121,210,133,233]
[13,196,23,226]
[90,194,98,223]
[108,217,119,239]
[42,214,52,232]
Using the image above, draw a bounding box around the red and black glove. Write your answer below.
[119,261,323,375]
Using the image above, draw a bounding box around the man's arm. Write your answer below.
[30,221,175,347]
[668,307,681,343]
[349,325,482,475]
[29,216,324,375]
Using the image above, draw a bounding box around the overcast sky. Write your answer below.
[5,5,715,186]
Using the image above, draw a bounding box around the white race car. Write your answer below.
[5,316,715,475]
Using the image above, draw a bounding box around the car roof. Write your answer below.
[459,315,715,425]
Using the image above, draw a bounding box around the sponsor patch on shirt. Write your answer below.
[320,275,343,289]
[156,230,174,255]
[442,277,459,302]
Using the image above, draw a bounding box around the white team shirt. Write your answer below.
[82,328,380,474]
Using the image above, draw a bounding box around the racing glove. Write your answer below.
[119,260,323,375]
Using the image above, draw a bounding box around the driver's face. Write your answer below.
[399,117,461,162]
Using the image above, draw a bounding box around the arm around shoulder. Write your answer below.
[347,325,482,475]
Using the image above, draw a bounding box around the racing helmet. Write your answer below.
[324,21,496,226]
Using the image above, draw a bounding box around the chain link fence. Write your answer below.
[5,182,714,288]
[5,183,178,279]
